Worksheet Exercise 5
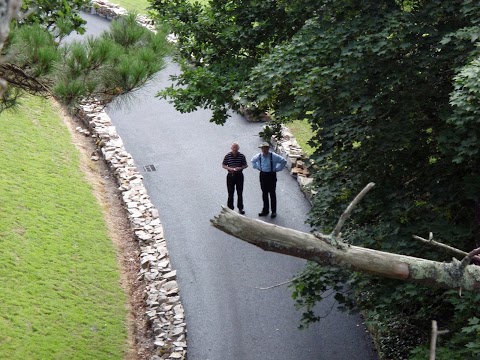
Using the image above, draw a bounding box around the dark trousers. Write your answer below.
[227,173,244,210]
[260,172,277,213]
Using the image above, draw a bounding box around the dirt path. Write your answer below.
[57,101,153,360]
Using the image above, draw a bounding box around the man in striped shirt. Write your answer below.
[222,142,248,214]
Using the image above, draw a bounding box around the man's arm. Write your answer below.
[240,154,248,170]
[251,154,260,170]
[222,155,233,171]
[273,153,287,171]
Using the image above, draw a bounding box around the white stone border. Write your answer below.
[86,0,155,30]
[271,125,315,203]
[76,3,187,359]
[77,102,186,360]
[77,102,186,359]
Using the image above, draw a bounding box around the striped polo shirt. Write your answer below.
[223,152,247,171]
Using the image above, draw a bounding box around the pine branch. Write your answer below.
[0,64,53,96]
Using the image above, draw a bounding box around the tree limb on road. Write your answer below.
[211,207,480,292]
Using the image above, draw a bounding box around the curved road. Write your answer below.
[78,13,377,360]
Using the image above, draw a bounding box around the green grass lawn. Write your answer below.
[285,119,315,156]
[0,96,128,359]
[107,0,151,13]
[109,0,209,14]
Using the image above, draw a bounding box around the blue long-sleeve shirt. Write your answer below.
[251,151,287,172]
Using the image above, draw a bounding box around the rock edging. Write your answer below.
[86,0,155,30]
[270,125,315,203]
[76,102,186,360]
[76,2,187,359]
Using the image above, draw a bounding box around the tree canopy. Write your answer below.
[150,0,480,357]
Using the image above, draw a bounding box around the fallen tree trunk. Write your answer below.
[211,207,480,292]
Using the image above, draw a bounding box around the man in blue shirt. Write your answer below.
[251,142,287,218]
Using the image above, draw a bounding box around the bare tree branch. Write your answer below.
[332,182,375,238]
[429,320,449,360]
[460,247,480,269]
[255,276,301,290]
[0,64,53,96]
[412,234,468,258]
[255,268,316,290]
[429,320,437,360]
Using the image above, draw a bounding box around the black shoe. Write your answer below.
[258,211,269,217]
[239,209,245,215]
[271,212,277,218]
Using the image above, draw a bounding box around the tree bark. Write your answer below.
[211,207,480,292]
[0,0,22,97]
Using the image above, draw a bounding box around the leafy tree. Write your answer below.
[150,0,480,357]
[1,3,170,112]
[151,0,315,123]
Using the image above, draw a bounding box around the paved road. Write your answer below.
[78,13,377,360]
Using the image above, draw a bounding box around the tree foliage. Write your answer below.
[20,0,89,36]
[1,4,170,112]
[151,0,314,123]
[150,0,480,357]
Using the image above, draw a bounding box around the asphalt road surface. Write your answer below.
[77,12,378,360]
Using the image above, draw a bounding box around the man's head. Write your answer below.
[231,142,240,154]
[259,142,270,155]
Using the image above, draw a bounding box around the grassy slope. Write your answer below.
[110,0,209,13]
[0,96,127,359]
[286,119,315,156]
[108,0,151,13]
